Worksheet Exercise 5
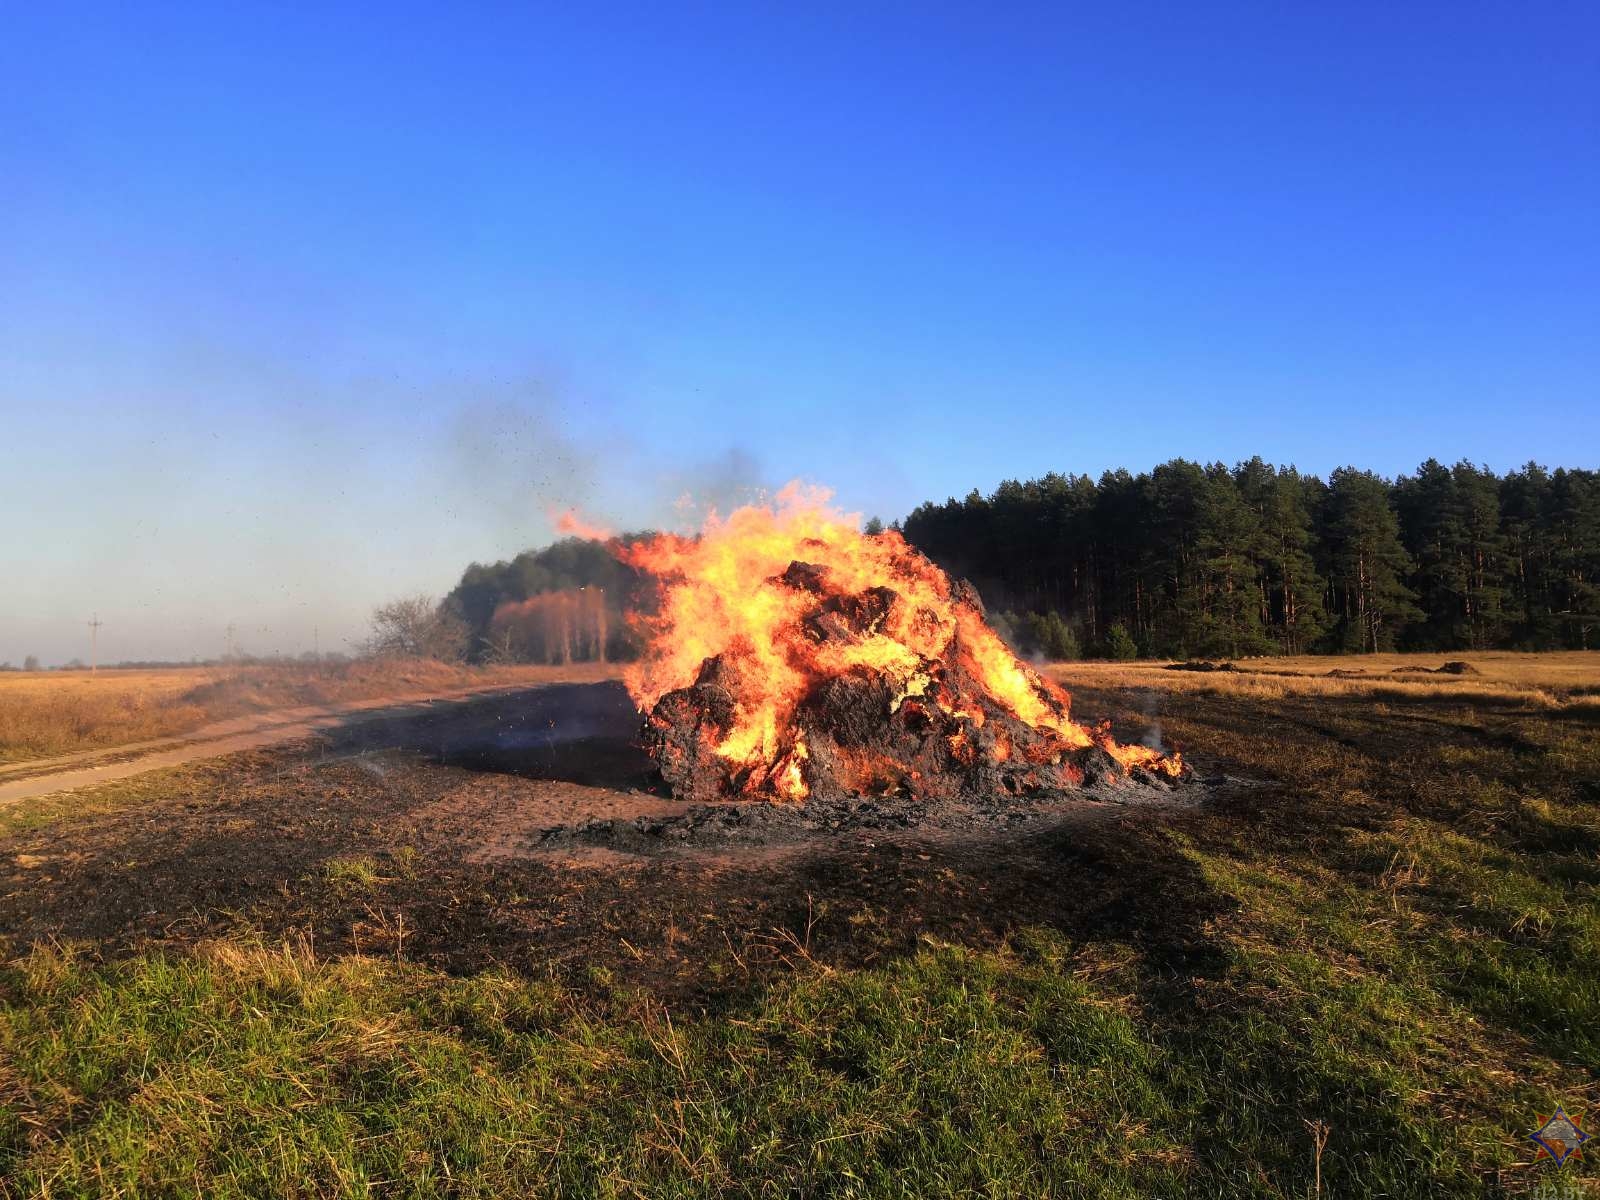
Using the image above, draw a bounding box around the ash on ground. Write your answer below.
[303,679,1214,866]
[530,774,1210,862]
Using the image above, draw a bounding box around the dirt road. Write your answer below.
[0,682,555,808]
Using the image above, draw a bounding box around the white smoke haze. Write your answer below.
[441,389,776,542]
[0,360,795,665]
[3,338,941,666]
[1136,689,1167,752]
[447,393,607,542]
[655,447,767,532]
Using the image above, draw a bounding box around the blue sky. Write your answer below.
[3,2,1596,663]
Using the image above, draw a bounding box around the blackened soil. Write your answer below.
[0,683,1231,1005]
[318,679,660,791]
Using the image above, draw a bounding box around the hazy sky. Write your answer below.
[3,3,1596,665]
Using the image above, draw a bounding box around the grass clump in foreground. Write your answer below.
[0,934,1356,1197]
[324,855,388,893]
[1,895,1588,1199]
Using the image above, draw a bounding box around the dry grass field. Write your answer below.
[0,661,623,764]
[1048,649,1600,711]
[8,652,1583,769]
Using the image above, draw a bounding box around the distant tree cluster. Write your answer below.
[444,537,645,664]
[902,459,1600,658]
[486,588,614,665]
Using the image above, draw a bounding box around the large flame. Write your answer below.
[620,483,1180,801]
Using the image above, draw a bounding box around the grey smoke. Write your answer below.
[443,387,772,545]
[448,391,605,540]
[1135,689,1167,751]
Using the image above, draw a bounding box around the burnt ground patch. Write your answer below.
[0,682,1232,1005]
[313,679,659,791]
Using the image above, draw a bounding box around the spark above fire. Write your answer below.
[616,483,1184,803]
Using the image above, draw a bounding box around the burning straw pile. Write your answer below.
[619,485,1184,804]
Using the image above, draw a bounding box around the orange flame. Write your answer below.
[620,483,1181,795]
[551,507,614,541]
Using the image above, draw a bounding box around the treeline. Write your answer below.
[445,538,645,663]
[434,458,1599,666]
[901,459,1600,658]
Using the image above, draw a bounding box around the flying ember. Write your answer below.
[619,483,1184,803]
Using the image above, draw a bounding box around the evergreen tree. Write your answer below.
[1192,464,1272,657]
[1019,611,1080,660]
[1499,463,1556,647]
[1451,462,1509,648]
[1324,469,1422,652]
[1235,459,1328,653]
[1395,459,1466,648]
[1105,622,1138,660]
[1090,469,1147,647]
[1546,468,1600,648]
[1144,460,1208,655]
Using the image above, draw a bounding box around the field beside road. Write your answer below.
[1,651,1596,1197]
[0,661,620,765]
[1048,648,1600,707]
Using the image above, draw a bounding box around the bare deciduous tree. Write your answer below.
[364,596,470,662]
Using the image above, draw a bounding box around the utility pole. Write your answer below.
[225,622,237,662]
[87,614,103,673]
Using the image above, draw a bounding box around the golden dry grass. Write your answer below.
[0,660,624,764]
[5,650,1589,766]
[1046,649,1600,709]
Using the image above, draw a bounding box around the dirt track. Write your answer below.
[0,682,551,807]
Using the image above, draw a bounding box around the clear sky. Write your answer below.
[3,2,1596,665]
